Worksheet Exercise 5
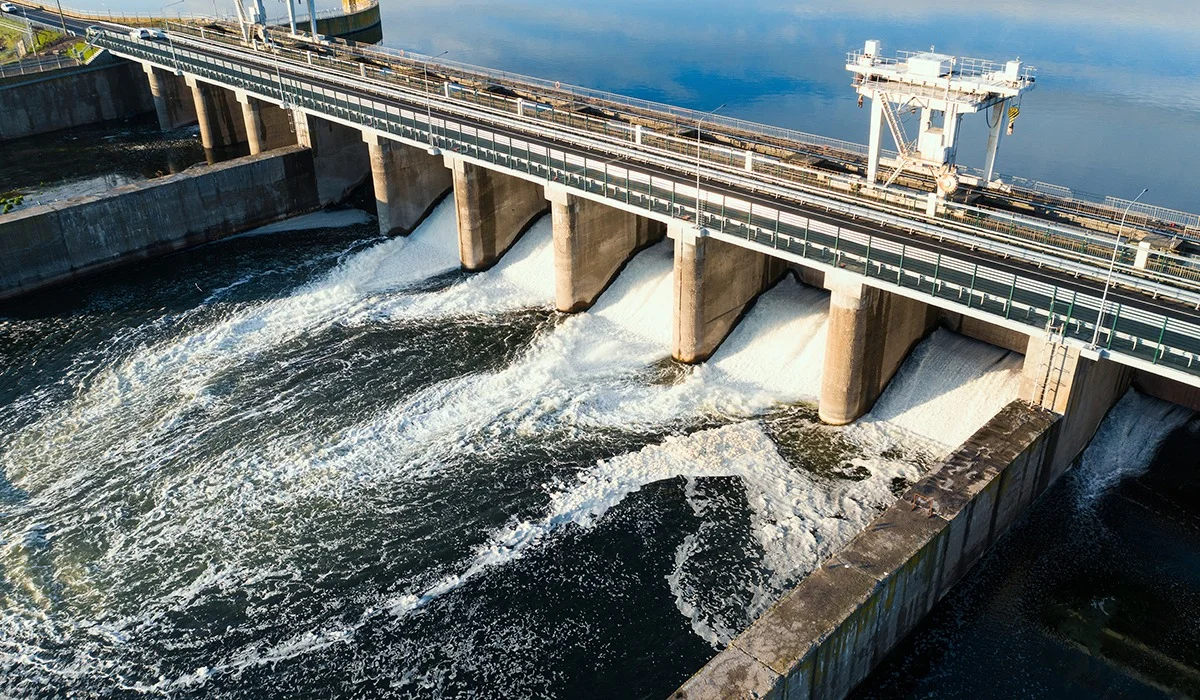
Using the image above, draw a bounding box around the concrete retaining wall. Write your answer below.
[675,400,1060,699]
[0,59,153,141]
[0,146,319,299]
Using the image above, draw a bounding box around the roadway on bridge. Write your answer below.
[16,2,1198,335]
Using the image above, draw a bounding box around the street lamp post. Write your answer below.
[1090,187,1148,348]
[424,50,448,155]
[161,0,185,74]
[694,103,724,227]
[53,0,67,33]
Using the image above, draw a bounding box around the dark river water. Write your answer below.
[2,1,1199,697]
[0,114,204,212]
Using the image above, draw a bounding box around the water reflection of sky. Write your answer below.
[74,0,1200,210]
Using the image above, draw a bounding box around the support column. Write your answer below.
[447,157,546,271]
[237,90,266,155]
[672,226,785,363]
[142,63,195,130]
[818,271,937,425]
[293,110,370,204]
[187,77,248,163]
[363,133,453,236]
[306,0,320,40]
[143,63,171,132]
[867,96,884,184]
[1019,336,1132,479]
[546,184,666,312]
[982,99,1007,182]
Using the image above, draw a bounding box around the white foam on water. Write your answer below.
[4,199,462,493]
[847,329,1024,457]
[232,208,376,238]
[385,421,917,636]
[288,264,830,495]
[666,477,748,647]
[357,214,557,322]
[1072,389,1193,509]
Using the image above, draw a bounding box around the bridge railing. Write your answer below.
[92,28,1200,382]
[155,20,1200,298]
[156,15,1200,245]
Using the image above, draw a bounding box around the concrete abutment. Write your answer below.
[447,157,547,271]
[546,185,666,312]
[1019,336,1133,478]
[363,134,453,236]
[672,228,786,363]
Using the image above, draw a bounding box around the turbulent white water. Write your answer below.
[848,329,1025,457]
[0,197,1046,694]
[1072,389,1194,509]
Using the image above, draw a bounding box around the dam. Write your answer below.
[1,1,1198,697]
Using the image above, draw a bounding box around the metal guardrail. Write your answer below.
[48,0,1197,242]
[0,53,78,77]
[165,20,1200,298]
[90,28,1200,384]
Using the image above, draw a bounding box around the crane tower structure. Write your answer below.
[846,39,1036,196]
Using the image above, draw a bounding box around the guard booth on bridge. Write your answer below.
[847,39,1036,195]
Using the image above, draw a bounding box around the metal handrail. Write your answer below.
[165,20,1200,294]
[77,28,1200,383]
[149,19,1200,297]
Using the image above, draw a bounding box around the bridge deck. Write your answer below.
[12,2,1200,387]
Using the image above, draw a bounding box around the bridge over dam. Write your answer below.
[2,5,1199,697]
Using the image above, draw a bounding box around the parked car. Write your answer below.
[129,27,166,41]
[0,4,19,13]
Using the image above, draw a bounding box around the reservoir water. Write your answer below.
[3,1,1199,697]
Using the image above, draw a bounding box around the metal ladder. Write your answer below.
[877,90,918,187]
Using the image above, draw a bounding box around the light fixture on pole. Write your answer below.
[1090,187,1148,349]
[53,0,67,33]
[694,103,724,229]
[162,0,185,75]
[424,50,449,156]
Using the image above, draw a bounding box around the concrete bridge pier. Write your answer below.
[185,77,248,163]
[142,64,195,131]
[546,185,665,312]
[446,157,546,271]
[292,110,370,205]
[363,134,452,236]
[672,226,786,363]
[236,90,296,155]
[818,271,938,425]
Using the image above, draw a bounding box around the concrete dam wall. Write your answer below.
[0,59,154,141]
[676,400,1062,699]
[0,146,319,300]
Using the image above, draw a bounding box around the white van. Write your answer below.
[0,4,19,13]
